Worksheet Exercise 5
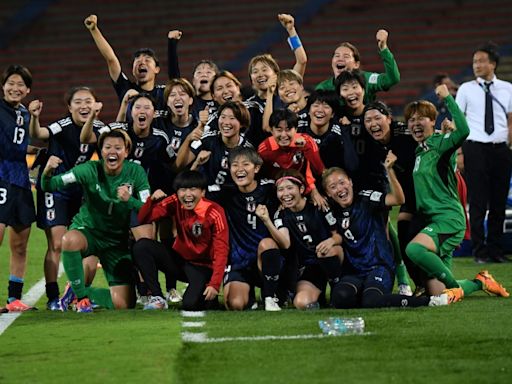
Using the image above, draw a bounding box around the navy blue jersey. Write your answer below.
[295,106,309,132]
[301,121,359,174]
[245,95,281,147]
[0,99,31,189]
[191,131,252,191]
[109,122,170,189]
[112,73,167,122]
[36,116,104,198]
[274,203,337,267]
[343,114,386,191]
[191,97,216,121]
[217,179,277,269]
[332,190,395,275]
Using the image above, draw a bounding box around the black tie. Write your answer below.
[484,81,494,135]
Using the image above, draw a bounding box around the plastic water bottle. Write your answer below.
[318,317,365,335]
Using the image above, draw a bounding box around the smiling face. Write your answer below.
[68,89,95,126]
[218,107,241,140]
[276,179,304,211]
[272,120,297,147]
[212,76,241,105]
[2,74,30,106]
[177,187,204,210]
[309,100,334,129]
[230,154,260,191]
[132,54,160,85]
[339,80,365,113]
[364,109,391,143]
[278,78,303,105]
[407,112,435,143]
[101,137,129,175]
[331,46,360,78]
[193,63,216,95]
[324,170,353,208]
[250,61,276,93]
[131,97,154,135]
[167,84,193,117]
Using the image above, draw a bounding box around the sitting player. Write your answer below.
[133,170,229,310]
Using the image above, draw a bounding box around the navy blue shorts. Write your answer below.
[341,265,394,294]
[36,190,81,229]
[0,180,35,227]
[223,263,262,288]
[299,263,328,291]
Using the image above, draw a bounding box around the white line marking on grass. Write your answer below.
[0,262,64,336]
[182,332,373,343]
[182,321,205,328]
[181,332,208,342]
[181,310,205,317]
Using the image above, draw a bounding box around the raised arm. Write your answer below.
[80,102,103,144]
[255,205,291,249]
[174,122,204,170]
[116,89,139,122]
[384,150,405,207]
[167,30,182,79]
[262,79,276,133]
[84,15,122,82]
[28,100,50,140]
[437,84,469,149]
[278,14,307,78]
[368,29,400,92]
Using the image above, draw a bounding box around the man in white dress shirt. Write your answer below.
[456,42,512,263]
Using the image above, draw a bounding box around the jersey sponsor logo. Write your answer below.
[370,191,383,202]
[368,73,379,84]
[192,222,203,237]
[139,189,150,203]
[61,172,77,185]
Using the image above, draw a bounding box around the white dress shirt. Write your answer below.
[456,75,512,143]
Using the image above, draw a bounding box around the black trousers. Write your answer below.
[132,239,214,310]
[463,141,512,259]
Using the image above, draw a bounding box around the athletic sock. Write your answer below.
[45,282,59,301]
[260,249,283,298]
[406,242,459,289]
[457,279,483,296]
[8,275,24,302]
[318,256,343,286]
[85,286,114,309]
[62,250,87,298]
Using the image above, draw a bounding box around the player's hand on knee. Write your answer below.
[84,15,97,30]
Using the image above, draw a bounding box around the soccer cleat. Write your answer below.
[58,282,76,312]
[443,287,464,304]
[475,270,510,298]
[166,289,183,303]
[75,298,93,313]
[143,295,168,310]
[428,293,449,306]
[136,295,149,306]
[398,284,413,296]
[5,299,36,312]
[413,286,426,297]
[264,296,281,312]
[46,298,62,311]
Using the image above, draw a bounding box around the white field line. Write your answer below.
[0,263,64,336]
[182,321,205,328]
[181,310,206,317]
[182,332,373,343]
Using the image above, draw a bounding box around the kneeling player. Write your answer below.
[256,170,344,310]
[134,170,228,310]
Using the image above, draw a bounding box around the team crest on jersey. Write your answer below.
[134,144,144,158]
[292,151,303,164]
[80,144,89,153]
[341,217,350,229]
[170,137,181,150]
[120,183,133,196]
[246,201,256,213]
[192,222,203,237]
[16,111,24,126]
[297,222,307,233]
[351,124,361,136]
[46,209,55,221]
[221,156,229,169]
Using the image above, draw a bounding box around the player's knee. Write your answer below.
[293,294,315,310]
[331,283,358,309]
[227,296,247,311]
[258,237,278,254]
[361,288,382,308]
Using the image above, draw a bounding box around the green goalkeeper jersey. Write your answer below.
[412,96,469,233]
[41,159,150,240]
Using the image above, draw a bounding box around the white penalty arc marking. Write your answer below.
[0,263,64,336]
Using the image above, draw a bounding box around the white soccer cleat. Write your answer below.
[143,295,168,310]
[264,296,281,312]
[428,293,449,306]
[166,288,183,303]
[398,284,413,296]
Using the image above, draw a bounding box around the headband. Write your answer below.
[275,176,304,187]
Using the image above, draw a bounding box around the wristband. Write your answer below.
[287,35,302,51]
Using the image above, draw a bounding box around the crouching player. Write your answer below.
[41,129,151,312]
[133,170,228,310]
[256,170,344,310]
[323,152,452,308]
[217,147,283,311]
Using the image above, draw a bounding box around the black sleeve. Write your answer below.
[167,38,181,79]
